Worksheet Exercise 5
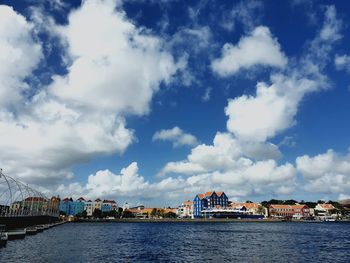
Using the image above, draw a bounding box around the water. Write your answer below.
[0,222,349,262]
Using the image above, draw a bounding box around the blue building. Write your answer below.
[101,200,117,213]
[59,197,85,216]
[193,191,228,218]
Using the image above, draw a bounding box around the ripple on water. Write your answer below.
[0,222,349,262]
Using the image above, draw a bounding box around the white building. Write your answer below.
[177,200,193,218]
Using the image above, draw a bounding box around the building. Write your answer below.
[314,203,340,219]
[230,202,267,217]
[93,198,102,212]
[84,200,94,216]
[101,200,118,213]
[193,191,228,218]
[269,204,310,219]
[59,197,85,216]
[177,200,193,218]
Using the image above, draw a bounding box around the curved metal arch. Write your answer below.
[0,169,52,217]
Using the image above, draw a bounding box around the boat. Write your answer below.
[324,217,336,222]
[7,228,26,240]
[26,227,38,235]
[0,225,8,247]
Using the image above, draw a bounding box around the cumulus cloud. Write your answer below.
[156,6,342,200]
[56,162,188,203]
[0,0,180,186]
[0,5,42,109]
[225,73,322,142]
[158,132,292,196]
[296,149,350,196]
[225,6,341,143]
[211,26,287,77]
[153,127,198,147]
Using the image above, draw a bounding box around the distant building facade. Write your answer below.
[59,197,118,216]
[177,200,193,218]
[193,191,228,218]
[269,204,310,219]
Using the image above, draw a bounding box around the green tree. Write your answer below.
[164,212,177,218]
[93,208,102,218]
[151,208,157,218]
[256,206,265,215]
[122,210,135,218]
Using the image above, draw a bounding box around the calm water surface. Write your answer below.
[0,222,349,262]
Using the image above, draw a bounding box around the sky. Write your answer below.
[0,0,350,207]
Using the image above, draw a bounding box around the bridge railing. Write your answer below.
[0,169,60,217]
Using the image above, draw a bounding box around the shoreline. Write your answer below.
[71,218,350,223]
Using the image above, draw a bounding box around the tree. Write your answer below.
[164,212,177,218]
[122,210,135,218]
[283,200,297,205]
[81,210,87,218]
[151,208,157,218]
[93,208,102,218]
[256,206,265,215]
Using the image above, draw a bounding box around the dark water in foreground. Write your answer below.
[0,222,349,262]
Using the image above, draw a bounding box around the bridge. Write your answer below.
[0,169,60,229]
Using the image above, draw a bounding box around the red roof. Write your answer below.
[25,197,47,202]
[77,197,85,201]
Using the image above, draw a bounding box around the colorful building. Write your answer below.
[230,202,267,217]
[193,191,228,218]
[269,204,310,219]
[101,200,118,213]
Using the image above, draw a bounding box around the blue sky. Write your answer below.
[0,0,350,206]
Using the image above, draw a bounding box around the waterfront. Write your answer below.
[0,222,349,262]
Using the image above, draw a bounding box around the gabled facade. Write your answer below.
[193,191,228,218]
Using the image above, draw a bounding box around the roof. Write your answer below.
[63,197,70,202]
[204,191,214,197]
[77,197,85,201]
[103,200,116,204]
[197,191,226,199]
[197,194,205,199]
[318,203,336,210]
[183,200,193,206]
[230,202,261,209]
[95,198,102,202]
[270,204,309,209]
[25,197,47,202]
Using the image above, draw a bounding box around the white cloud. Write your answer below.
[0,5,42,109]
[0,1,180,186]
[225,6,341,143]
[334,54,350,72]
[220,0,263,32]
[296,149,350,195]
[158,132,293,197]
[51,0,178,115]
[153,126,198,147]
[225,73,322,142]
[319,5,342,42]
[211,26,287,77]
